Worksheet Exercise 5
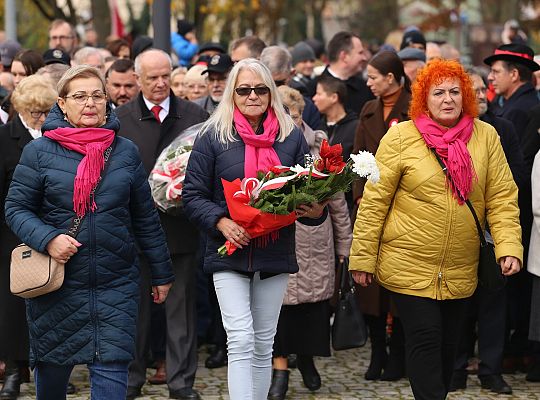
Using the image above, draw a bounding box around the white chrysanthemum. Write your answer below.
[350,151,380,183]
[304,154,315,168]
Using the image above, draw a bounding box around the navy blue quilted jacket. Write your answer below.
[4,105,174,367]
[183,125,326,274]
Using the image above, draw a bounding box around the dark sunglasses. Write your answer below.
[273,79,287,87]
[235,86,270,96]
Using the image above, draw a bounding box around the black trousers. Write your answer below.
[454,285,506,376]
[128,253,198,391]
[392,292,468,400]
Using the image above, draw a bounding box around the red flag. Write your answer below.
[109,0,125,38]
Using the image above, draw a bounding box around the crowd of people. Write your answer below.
[0,14,539,400]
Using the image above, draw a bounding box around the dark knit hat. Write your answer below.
[198,42,226,55]
[304,38,325,58]
[400,30,426,50]
[177,19,194,36]
[131,36,153,59]
[291,42,316,66]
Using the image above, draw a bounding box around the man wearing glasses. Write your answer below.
[48,19,78,56]
[194,53,233,114]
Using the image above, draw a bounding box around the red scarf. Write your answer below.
[44,127,115,216]
[414,114,476,203]
[233,107,281,178]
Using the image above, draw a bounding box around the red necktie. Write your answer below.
[151,105,162,123]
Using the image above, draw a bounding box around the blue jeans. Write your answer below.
[213,271,289,400]
[35,361,129,400]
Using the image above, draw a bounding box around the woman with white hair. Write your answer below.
[183,58,327,399]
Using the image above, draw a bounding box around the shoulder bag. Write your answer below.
[332,258,368,350]
[10,142,114,299]
[431,150,506,292]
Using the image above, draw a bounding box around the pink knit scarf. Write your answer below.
[234,107,281,178]
[44,127,115,216]
[414,114,476,203]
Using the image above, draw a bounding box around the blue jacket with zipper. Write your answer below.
[182,125,326,275]
[4,105,174,367]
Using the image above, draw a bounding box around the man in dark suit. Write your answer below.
[116,48,208,400]
[484,43,540,376]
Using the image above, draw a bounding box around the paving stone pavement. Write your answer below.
[14,344,540,399]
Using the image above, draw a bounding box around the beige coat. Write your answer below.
[283,123,352,305]
[350,119,523,300]
[529,150,540,277]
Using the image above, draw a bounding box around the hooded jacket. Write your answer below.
[5,104,173,367]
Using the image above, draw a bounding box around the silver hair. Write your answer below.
[260,46,292,75]
[73,46,105,66]
[201,58,295,144]
[133,49,173,75]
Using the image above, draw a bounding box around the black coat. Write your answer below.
[183,125,326,274]
[115,93,209,255]
[481,111,525,188]
[0,115,31,360]
[489,82,539,142]
[317,67,375,115]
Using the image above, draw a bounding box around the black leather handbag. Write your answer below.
[331,259,368,351]
[431,151,506,292]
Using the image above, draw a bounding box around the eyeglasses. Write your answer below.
[64,92,107,105]
[235,86,270,96]
[30,110,49,119]
[49,35,74,41]
[273,79,287,87]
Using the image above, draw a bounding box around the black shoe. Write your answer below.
[479,374,512,394]
[364,347,388,380]
[297,355,321,391]
[449,370,467,392]
[268,369,289,400]
[126,386,142,400]
[169,387,201,400]
[526,362,540,382]
[0,370,20,400]
[205,346,227,369]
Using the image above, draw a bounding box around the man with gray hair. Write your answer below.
[260,45,321,130]
[116,48,208,400]
[229,35,266,63]
[72,46,105,74]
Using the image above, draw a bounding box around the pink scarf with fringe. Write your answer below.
[234,107,281,178]
[44,127,115,216]
[414,114,476,203]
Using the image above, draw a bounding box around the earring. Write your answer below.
[63,114,68,121]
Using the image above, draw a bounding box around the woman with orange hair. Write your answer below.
[348,59,523,399]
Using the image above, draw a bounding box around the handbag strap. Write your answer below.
[338,258,355,296]
[65,140,115,238]
[431,149,488,247]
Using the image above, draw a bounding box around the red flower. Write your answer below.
[314,140,347,173]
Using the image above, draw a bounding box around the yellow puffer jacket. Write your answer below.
[349,119,523,300]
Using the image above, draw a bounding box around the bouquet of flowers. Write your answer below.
[218,140,379,256]
[148,123,202,214]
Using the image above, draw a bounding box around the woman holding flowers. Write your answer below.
[349,59,522,400]
[5,66,173,399]
[183,58,327,400]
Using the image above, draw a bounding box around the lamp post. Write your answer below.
[5,0,17,41]
[152,0,171,54]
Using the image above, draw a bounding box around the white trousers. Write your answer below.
[213,271,289,400]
